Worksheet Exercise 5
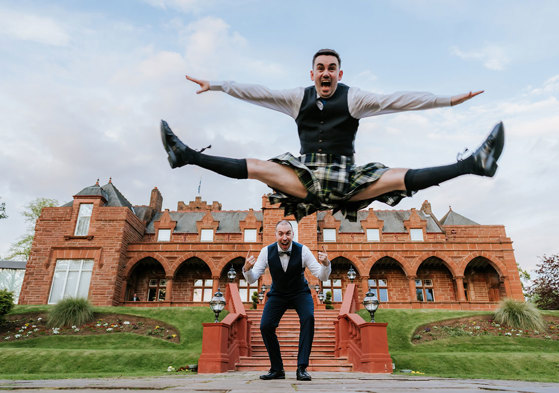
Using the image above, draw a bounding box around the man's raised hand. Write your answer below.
[243,249,256,272]
[185,75,210,94]
[451,90,484,106]
[318,246,330,266]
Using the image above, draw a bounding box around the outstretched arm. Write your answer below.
[184,75,304,118]
[450,90,484,106]
[186,75,210,94]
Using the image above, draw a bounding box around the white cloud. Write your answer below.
[142,0,214,13]
[0,8,69,46]
[530,75,559,95]
[451,44,510,71]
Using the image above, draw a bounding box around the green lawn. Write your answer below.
[1,306,558,381]
[358,308,559,382]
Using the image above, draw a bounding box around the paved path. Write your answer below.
[1,372,559,392]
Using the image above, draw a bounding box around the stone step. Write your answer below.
[236,356,352,372]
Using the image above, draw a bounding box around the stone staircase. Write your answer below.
[236,308,353,372]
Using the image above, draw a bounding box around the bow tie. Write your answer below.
[279,250,291,257]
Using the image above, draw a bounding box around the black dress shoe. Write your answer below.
[296,366,312,381]
[259,369,285,380]
[471,122,505,177]
[160,120,197,168]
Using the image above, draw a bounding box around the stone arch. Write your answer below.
[328,253,364,276]
[456,252,506,277]
[124,253,170,278]
[462,255,506,302]
[410,253,457,277]
[124,256,168,302]
[369,254,411,277]
[368,256,409,303]
[173,256,214,303]
[414,256,457,303]
[215,252,249,275]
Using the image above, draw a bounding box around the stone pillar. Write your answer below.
[407,275,417,302]
[454,275,466,302]
[165,276,173,303]
[361,276,369,298]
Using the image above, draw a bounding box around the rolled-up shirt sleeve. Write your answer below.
[348,87,452,119]
[243,246,268,284]
[302,245,331,281]
[209,81,304,119]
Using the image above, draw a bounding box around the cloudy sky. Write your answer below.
[1,0,558,275]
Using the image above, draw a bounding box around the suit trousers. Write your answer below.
[260,291,315,371]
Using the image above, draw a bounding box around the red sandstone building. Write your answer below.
[19,180,524,311]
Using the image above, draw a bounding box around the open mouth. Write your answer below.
[320,80,331,87]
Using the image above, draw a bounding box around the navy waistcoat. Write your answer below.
[295,83,360,157]
[267,242,310,296]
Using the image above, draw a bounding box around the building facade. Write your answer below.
[19,181,524,311]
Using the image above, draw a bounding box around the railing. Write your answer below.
[198,283,250,373]
[335,283,393,373]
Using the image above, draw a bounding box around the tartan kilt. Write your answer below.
[267,152,410,222]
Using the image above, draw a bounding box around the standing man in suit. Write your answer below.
[243,220,331,381]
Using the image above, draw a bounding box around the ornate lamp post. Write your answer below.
[314,284,320,293]
[209,288,226,323]
[363,289,380,322]
[227,265,237,282]
[261,284,268,293]
[347,266,357,283]
[317,292,325,303]
[258,290,264,303]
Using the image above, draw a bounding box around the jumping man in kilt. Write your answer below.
[161,49,504,222]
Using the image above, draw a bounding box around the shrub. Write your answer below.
[48,297,95,328]
[493,298,545,331]
[0,289,14,320]
[325,291,334,310]
[251,291,259,310]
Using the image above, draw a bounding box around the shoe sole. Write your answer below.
[485,122,504,177]
[160,120,179,168]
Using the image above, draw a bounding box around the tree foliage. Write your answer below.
[528,254,559,310]
[0,197,6,219]
[7,197,58,261]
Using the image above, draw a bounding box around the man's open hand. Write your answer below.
[185,75,210,94]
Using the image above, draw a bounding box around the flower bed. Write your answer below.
[1,312,180,343]
[412,314,559,343]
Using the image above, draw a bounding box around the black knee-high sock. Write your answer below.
[404,156,474,192]
[187,150,248,179]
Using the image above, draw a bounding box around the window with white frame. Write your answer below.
[368,278,389,302]
[157,229,171,242]
[366,228,380,241]
[410,228,424,241]
[323,228,336,242]
[416,279,434,302]
[289,220,298,242]
[48,259,94,304]
[200,229,214,242]
[74,204,93,236]
[323,278,343,302]
[244,229,257,242]
[193,279,213,301]
[147,278,167,301]
[239,279,259,302]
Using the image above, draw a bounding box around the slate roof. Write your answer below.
[317,210,444,233]
[0,260,27,269]
[440,209,479,226]
[64,181,135,212]
[146,211,264,234]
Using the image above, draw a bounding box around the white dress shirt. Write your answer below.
[243,243,331,284]
[209,81,451,120]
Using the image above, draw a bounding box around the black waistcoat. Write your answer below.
[295,83,359,157]
[267,242,309,296]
